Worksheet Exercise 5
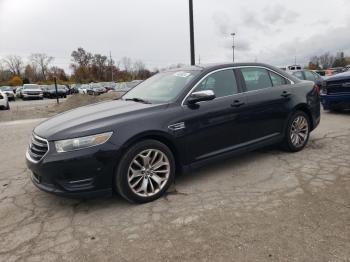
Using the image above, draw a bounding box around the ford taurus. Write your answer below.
[26,63,320,203]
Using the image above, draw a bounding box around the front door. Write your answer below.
[181,69,248,162]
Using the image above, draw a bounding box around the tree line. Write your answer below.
[308,51,350,70]
[0,47,156,86]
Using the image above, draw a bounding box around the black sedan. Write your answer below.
[26,63,320,203]
[44,85,67,98]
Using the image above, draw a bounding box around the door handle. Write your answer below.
[281,91,291,98]
[231,100,245,107]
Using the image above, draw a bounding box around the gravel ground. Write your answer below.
[0,110,349,261]
[0,92,123,122]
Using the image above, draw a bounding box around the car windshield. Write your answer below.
[23,85,40,90]
[122,70,200,103]
[1,86,12,91]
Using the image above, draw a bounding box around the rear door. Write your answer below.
[238,67,293,142]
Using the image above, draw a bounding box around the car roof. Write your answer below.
[187,62,300,82]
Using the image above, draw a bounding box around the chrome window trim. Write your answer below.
[181,66,295,106]
[26,133,50,163]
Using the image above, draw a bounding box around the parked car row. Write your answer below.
[75,81,143,96]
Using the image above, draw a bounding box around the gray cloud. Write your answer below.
[257,24,350,66]
[1,0,349,70]
[263,5,299,24]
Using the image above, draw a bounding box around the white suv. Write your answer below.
[0,91,9,110]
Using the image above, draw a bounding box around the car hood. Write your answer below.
[325,71,350,82]
[48,89,65,92]
[34,99,167,141]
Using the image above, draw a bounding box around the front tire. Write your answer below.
[115,140,175,203]
[282,111,310,152]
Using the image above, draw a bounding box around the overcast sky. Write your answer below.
[1,0,350,71]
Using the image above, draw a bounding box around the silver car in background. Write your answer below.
[22,84,43,100]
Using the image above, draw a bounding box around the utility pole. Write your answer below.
[231,33,236,63]
[109,51,114,82]
[54,77,59,104]
[189,0,195,65]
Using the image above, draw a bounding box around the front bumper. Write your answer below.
[26,141,120,198]
[320,93,350,110]
[5,93,14,98]
[23,93,43,99]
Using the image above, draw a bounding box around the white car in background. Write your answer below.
[22,84,44,100]
[0,91,10,110]
[78,84,89,94]
[0,86,15,101]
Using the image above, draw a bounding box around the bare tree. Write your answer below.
[30,53,54,80]
[71,47,93,67]
[92,54,108,80]
[2,55,23,75]
[319,52,335,69]
[132,60,146,77]
[121,57,132,71]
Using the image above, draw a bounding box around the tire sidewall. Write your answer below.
[115,140,175,203]
[285,111,310,152]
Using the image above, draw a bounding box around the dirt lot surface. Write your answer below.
[0,110,349,261]
[0,92,123,122]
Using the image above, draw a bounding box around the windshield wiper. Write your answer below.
[124,98,152,104]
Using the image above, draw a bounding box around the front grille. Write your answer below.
[28,134,49,162]
[25,92,40,95]
[326,80,350,94]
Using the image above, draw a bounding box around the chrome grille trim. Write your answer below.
[168,122,186,131]
[26,134,49,163]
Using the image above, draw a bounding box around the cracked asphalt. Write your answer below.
[0,111,349,262]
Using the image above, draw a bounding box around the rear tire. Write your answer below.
[115,139,175,203]
[282,111,310,152]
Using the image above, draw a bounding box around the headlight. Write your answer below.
[55,132,113,153]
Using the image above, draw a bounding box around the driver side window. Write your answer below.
[194,69,238,98]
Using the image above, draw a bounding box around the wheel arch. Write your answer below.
[118,131,183,174]
[291,103,314,130]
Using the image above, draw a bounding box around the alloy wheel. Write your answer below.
[290,115,309,147]
[127,149,170,197]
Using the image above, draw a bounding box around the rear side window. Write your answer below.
[269,71,288,86]
[241,68,272,91]
[195,69,238,98]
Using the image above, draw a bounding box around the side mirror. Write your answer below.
[187,90,216,105]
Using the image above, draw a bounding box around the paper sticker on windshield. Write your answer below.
[174,72,191,78]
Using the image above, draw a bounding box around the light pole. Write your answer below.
[231,33,236,63]
[189,0,195,65]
